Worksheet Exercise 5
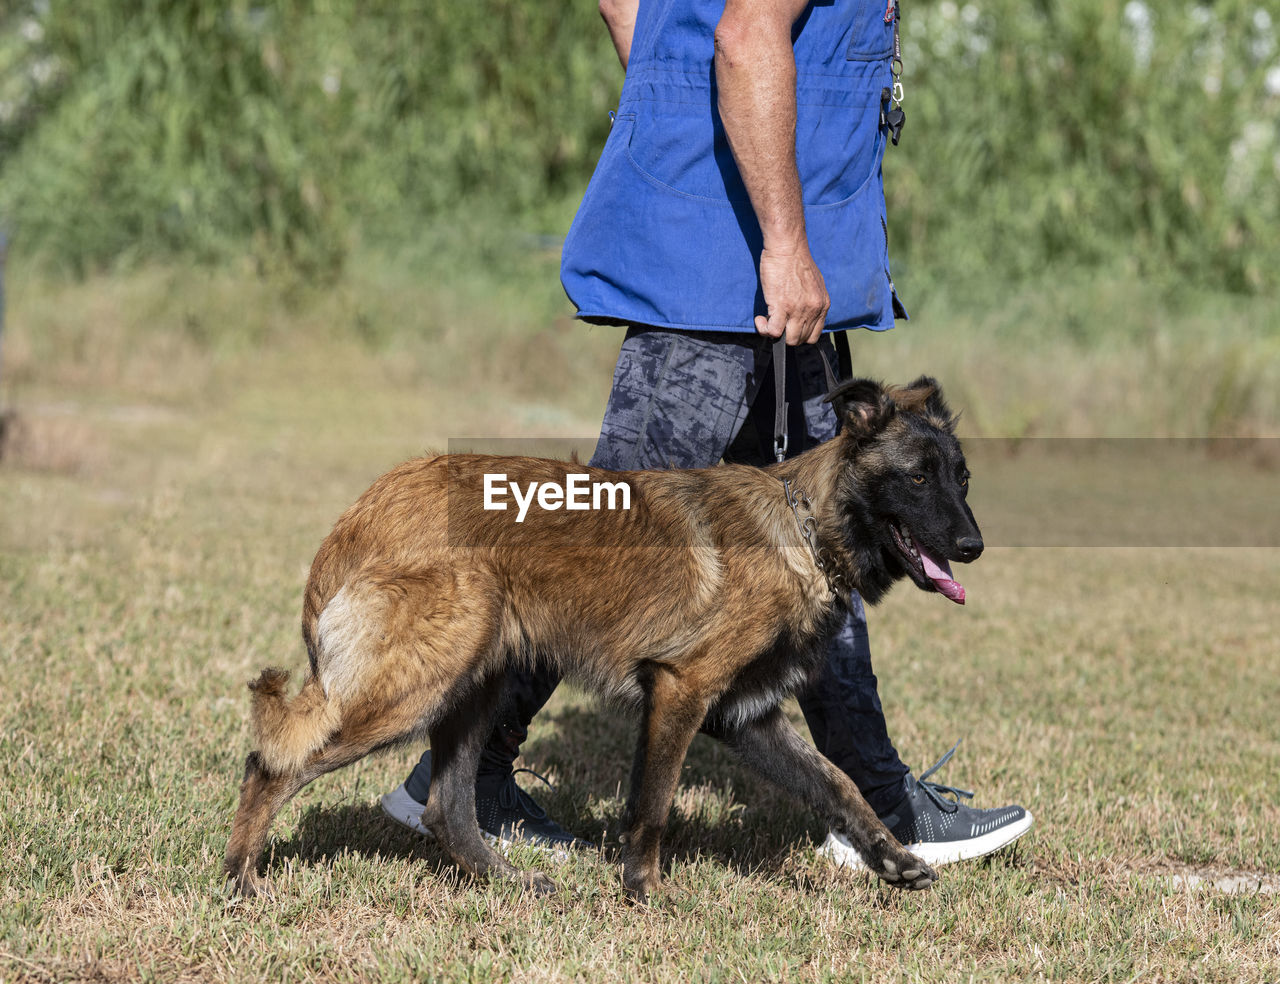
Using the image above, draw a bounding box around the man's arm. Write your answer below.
[714,0,828,345]
[600,0,639,69]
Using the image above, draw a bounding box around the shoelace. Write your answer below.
[495,767,555,821]
[915,740,975,814]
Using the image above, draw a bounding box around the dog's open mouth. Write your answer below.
[890,522,966,605]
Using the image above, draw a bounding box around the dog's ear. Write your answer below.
[898,376,957,432]
[824,378,895,437]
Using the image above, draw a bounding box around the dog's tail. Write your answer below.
[248,668,340,774]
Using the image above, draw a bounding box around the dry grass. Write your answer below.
[1,264,1278,983]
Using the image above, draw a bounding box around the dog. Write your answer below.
[225,376,983,901]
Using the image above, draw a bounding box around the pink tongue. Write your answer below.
[918,546,965,604]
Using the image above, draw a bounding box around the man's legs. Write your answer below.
[386,328,1031,865]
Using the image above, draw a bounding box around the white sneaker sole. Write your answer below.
[819,811,1034,871]
[380,784,436,839]
[379,784,573,861]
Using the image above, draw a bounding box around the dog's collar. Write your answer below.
[782,478,845,593]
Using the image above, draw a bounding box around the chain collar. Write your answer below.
[782,478,846,594]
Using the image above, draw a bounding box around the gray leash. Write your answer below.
[772,333,850,463]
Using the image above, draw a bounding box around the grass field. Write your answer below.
[1,261,1278,983]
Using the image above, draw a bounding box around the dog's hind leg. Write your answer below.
[620,665,709,903]
[705,706,937,890]
[224,723,418,897]
[420,672,557,895]
[227,572,507,897]
[224,740,374,896]
[226,663,457,896]
[225,751,308,897]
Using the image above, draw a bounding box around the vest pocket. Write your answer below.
[846,0,895,61]
[623,110,751,206]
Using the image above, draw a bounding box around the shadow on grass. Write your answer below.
[272,802,454,877]
[262,699,835,889]
[523,702,826,871]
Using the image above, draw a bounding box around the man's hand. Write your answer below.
[756,243,829,345]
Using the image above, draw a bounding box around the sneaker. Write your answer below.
[379,755,589,856]
[474,767,591,854]
[819,742,1033,871]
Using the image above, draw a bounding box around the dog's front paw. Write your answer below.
[622,865,661,905]
[520,870,558,896]
[877,853,937,891]
[227,871,274,899]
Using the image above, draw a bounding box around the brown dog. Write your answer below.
[225,377,982,901]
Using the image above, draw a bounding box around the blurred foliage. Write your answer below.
[0,0,620,277]
[0,0,1277,293]
[891,0,1280,295]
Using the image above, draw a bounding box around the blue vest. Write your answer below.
[561,0,905,334]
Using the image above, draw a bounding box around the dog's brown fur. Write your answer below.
[225,377,982,901]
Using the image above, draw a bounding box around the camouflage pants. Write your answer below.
[409,326,911,816]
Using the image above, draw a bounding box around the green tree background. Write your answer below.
[1,0,1277,293]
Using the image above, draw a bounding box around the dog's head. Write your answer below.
[824,377,982,606]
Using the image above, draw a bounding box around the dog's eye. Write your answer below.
[959,474,969,487]
[911,474,926,486]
